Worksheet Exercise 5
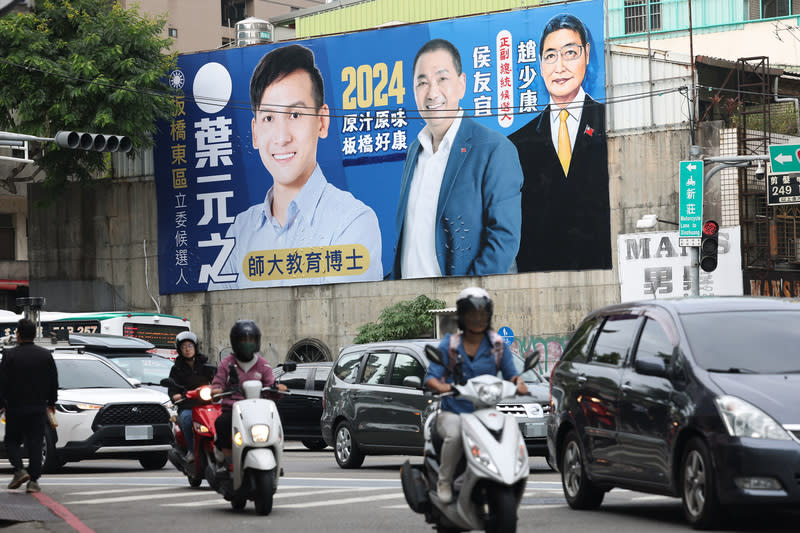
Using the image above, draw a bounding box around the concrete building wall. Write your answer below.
[27,127,692,366]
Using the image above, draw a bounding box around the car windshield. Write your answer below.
[104,355,173,384]
[510,352,546,384]
[56,358,133,389]
[681,310,800,373]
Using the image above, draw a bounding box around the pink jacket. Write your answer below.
[212,354,277,410]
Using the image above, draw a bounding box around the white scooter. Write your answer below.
[206,364,286,516]
[401,346,539,533]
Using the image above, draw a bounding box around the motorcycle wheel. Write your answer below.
[188,474,203,488]
[485,485,517,533]
[254,470,276,516]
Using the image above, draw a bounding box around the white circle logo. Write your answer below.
[192,62,232,114]
[168,70,185,90]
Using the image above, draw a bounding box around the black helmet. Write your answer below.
[456,287,493,333]
[175,331,198,353]
[230,320,261,363]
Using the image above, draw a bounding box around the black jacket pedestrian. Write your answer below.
[0,342,58,410]
[167,353,214,411]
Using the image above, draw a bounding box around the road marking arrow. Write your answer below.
[775,153,793,165]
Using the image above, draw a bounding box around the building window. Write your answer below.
[762,0,791,18]
[0,214,15,261]
[221,0,246,27]
[624,0,662,34]
[168,28,178,38]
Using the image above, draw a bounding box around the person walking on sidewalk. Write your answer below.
[0,318,59,493]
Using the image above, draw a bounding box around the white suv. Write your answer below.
[0,345,173,471]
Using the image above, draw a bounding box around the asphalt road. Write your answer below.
[1,445,798,533]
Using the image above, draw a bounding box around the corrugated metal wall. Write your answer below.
[607,44,693,132]
[296,0,544,38]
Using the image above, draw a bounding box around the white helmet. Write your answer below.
[456,287,493,332]
[175,331,198,352]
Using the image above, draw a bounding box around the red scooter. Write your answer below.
[162,378,222,487]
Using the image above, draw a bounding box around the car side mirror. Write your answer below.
[634,356,668,378]
[402,375,422,389]
[425,345,444,365]
[523,349,540,372]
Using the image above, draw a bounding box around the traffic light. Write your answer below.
[700,220,719,272]
[54,131,132,153]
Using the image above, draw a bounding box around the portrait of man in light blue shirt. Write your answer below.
[211,44,383,290]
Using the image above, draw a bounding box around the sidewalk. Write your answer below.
[0,490,55,530]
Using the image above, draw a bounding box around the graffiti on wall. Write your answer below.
[511,334,570,374]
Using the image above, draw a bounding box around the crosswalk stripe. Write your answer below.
[63,491,211,505]
[69,486,176,496]
[280,492,403,508]
[162,488,349,508]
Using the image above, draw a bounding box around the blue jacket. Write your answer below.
[389,118,523,279]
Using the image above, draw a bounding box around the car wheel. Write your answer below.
[334,421,364,469]
[41,426,62,474]
[681,437,722,530]
[302,438,327,451]
[561,430,604,509]
[139,451,168,470]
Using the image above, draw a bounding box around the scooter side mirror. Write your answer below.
[523,350,540,373]
[425,345,444,365]
[160,377,179,388]
[281,362,297,373]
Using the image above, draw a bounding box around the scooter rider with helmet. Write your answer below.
[211,320,287,474]
[424,287,528,504]
[168,331,213,463]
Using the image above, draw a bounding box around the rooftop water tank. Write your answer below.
[235,17,274,47]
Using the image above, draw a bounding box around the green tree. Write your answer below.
[354,294,446,344]
[0,0,177,195]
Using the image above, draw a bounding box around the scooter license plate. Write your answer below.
[125,425,153,440]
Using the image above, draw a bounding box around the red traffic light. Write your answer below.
[702,220,719,236]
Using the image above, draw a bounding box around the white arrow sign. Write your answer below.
[686,163,697,171]
[775,153,793,165]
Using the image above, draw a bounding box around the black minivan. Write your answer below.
[547,297,800,529]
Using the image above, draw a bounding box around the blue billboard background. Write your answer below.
[154,0,605,294]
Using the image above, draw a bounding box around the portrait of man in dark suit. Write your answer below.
[508,13,611,272]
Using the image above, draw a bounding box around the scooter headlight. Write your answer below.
[251,424,270,443]
[198,386,213,402]
[475,382,503,404]
[464,433,498,474]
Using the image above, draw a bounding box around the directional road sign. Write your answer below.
[768,143,800,175]
[679,160,703,241]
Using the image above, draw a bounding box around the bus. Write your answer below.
[0,311,191,358]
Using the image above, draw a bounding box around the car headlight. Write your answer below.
[464,432,498,474]
[714,395,790,440]
[476,382,503,404]
[56,401,103,413]
[251,424,270,443]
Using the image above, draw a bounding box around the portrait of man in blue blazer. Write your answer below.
[389,38,523,279]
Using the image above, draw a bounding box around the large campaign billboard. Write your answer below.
[154,0,608,294]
